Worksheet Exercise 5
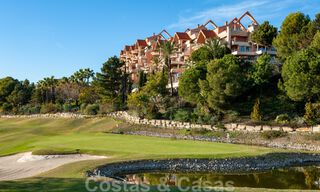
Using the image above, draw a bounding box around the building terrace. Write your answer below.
[120,11,276,84]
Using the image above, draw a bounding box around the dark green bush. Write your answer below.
[275,114,290,124]
[18,104,41,115]
[84,104,99,115]
[260,130,287,139]
[40,103,62,114]
[173,109,191,122]
[63,103,73,112]
[32,149,81,155]
[1,102,13,114]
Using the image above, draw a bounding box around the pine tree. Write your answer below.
[304,102,316,122]
[251,98,262,121]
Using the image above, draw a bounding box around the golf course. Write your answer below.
[1,116,318,191]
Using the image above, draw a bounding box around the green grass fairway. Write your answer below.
[0,117,275,158]
[0,117,285,191]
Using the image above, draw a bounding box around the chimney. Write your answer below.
[225,21,228,26]
[153,32,155,36]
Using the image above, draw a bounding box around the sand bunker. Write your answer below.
[0,152,106,181]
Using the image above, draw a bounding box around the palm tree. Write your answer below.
[37,79,48,103]
[159,41,176,96]
[204,38,230,60]
[42,76,58,103]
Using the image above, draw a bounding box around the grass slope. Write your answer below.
[0,117,284,191]
[0,117,275,158]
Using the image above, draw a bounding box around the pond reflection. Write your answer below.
[122,166,320,190]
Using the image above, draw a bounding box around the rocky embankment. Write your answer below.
[121,131,320,151]
[87,153,320,178]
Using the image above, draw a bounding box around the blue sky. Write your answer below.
[0,0,319,83]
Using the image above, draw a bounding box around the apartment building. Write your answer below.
[120,11,276,85]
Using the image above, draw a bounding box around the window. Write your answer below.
[240,46,246,52]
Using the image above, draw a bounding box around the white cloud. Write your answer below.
[167,0,319,30]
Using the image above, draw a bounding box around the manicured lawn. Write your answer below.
[0,117,275,158]
[0,117,288,191]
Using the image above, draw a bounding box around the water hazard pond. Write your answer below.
[121,166,320,190]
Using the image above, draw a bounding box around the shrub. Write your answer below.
[32,149,81,155]
[260,130,287,140]
[251,98,262,121]
[275,114,290,124]
[173,109,191,122]
[291,116,306,126]
[224,110,240,122]
[1,102,13,114]
[18,104,41,115]
[80,103,88,114]
[63,103,73,112]
[40,103,62,114]
[84,104,99,115]
[99,103,122,114]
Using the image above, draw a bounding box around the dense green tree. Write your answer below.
[0,77,19,105]
[281,48,320,102]
[7,80,34,108]
[251,54,274,87]
[273,12,311,61]
[251,21,277,47]
[128,72,168,118]
[178,61,206,105]
[78,86,100,104]
[199,55,247,111]
[310,31,320,51]
[180,38,231,106]
[190,47,211,62]
[94,56,125,107]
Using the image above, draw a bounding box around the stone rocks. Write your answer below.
[88,153,320,178]
[312,125,320,132]
[2,111,319,134]
[108,111,320,133]
[262,125,272,131]
[282,127,293,132]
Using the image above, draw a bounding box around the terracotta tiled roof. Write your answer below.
[136,39,147,47]
[201,29,217,38]
[130,45,135,50]
[146,34,159,42]
[175,32,191,40]
[125,45,131,51]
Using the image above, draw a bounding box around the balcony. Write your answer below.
[231,40,249,46]
[256,49,277,55]
[232,50,257,56]
[171,60,184,65]
[230,30,249,37]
